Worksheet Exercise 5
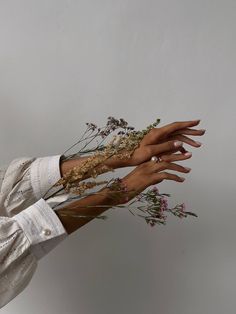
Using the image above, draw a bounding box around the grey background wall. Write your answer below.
[0,1,235,313]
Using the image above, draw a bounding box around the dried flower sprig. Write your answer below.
[43,116,197,227]
[132,186,197,226]
[56,183,197,226]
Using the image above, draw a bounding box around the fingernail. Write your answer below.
[180,177,185,181]
[184,152,192,156]
[200,129,206,132]
[185,167,191,171]
[174,141,183,147]
[195,141,202,146]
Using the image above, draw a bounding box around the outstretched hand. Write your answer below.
[119,119,205,167]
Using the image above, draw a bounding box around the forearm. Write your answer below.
[54,186,120,235]
[59,154,126,180]
[56,154,129,234]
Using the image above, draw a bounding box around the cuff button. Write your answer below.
[42,229,52,236]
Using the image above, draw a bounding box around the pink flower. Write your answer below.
[151,186,159,195]
[160,197,168,212]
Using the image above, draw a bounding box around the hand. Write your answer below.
[119,119,205,167]
[116,150,193,204]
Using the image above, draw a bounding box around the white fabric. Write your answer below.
[0,155,68,309]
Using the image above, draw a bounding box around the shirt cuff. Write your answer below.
[14,198,68,260]
[30,155,64,200]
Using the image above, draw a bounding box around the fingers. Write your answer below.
[122,152,192,198]
[158,152,192,162]
[151,171,185,184]
[148,155,193,185]
[157,120,201,137]
[171,128,206,136]
[157,144,188,156]
[151,160,191,173]
[167,134,202,147]
[148,130,204,156]
[148,140,185,156]
[142,120,202,145]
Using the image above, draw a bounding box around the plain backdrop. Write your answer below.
[0,1,235,313]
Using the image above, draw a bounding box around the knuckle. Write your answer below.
[148,128,156,136]
[149,128,154,134]
[159,171,167,179]
[146,145,153,155]
[149,129,158,140]
[152,174,163,183]
[158,162,168,171]
[155,127,164,135]
[155,127,162,135]
[160,155,167,161]
[150,174,157,185]
[162,156,169,163]
[162,161,169,168]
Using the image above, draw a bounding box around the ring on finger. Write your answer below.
[151,156,162,163]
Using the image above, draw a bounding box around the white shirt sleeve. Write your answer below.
[0,155,65,215]
[0,155,69,308]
